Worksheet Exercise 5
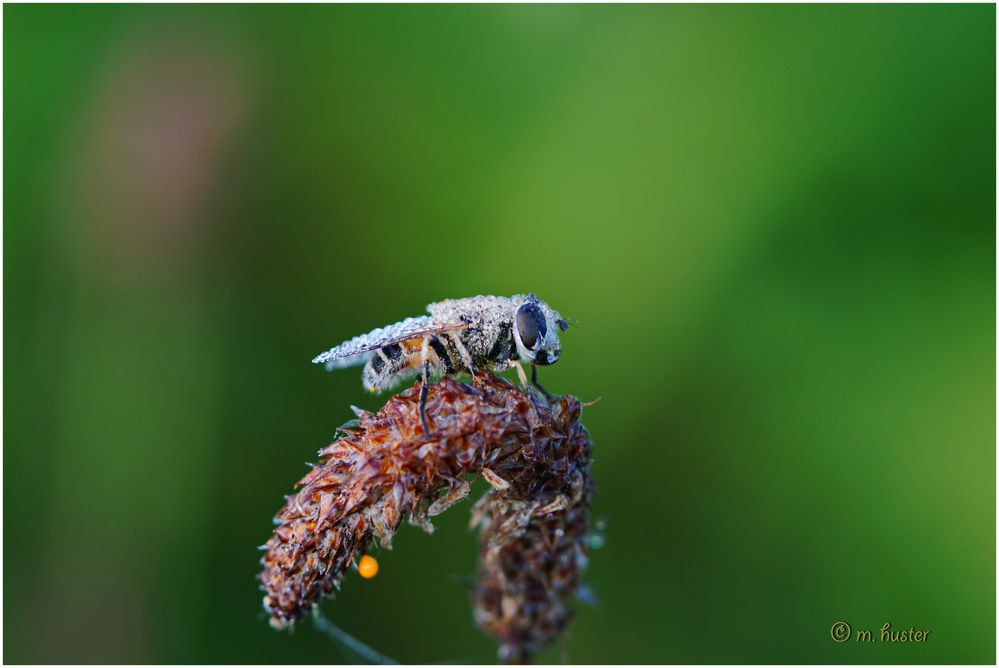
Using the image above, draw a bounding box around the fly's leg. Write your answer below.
[419,338,432,436]
[418,361,431,436]
[449,332,490,399]
[511,360,544,417]
[531,363,553,399]
[448,332,478,379]
[511,359,531,391]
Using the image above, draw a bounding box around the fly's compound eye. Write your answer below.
[515,302,547,350]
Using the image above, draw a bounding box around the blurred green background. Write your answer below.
[4,4,995,664]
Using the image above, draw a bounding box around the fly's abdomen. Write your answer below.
[363,343,416,393]
[362,337,461,393]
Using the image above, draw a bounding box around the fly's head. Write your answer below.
[512,293,569,366]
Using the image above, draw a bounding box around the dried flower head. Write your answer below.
[470,393,593,663]
[258,373,594,662]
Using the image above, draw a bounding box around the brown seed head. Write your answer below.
[258,373,594,663]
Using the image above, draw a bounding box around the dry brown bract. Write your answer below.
[258,373,594,663]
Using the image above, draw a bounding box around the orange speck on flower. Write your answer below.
[358,554,379,579]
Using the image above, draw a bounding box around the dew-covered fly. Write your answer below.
[312,294,569,433]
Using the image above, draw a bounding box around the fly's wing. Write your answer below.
[312,315,463,371]
[320,350,374,371]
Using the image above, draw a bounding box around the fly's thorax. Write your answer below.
[427,296,520,367]
[457,316,515,367]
